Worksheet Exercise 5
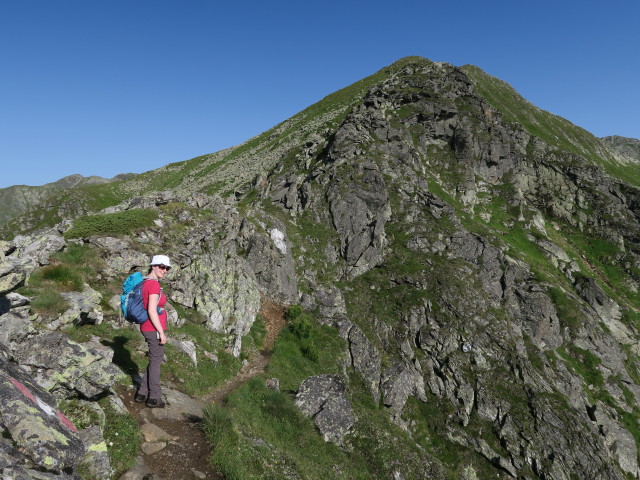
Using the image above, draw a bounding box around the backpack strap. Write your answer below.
[141,277,164,316]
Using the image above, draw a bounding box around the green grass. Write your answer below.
[557,345,604,390]
[64,209,158,239]
[346,374,446,479]
[99,400,142,478]
[26,289,70,316]
[202,305,450,479]
[37,264,85,291]
[203,378,370,480]
[18,257,88,315]
[52,243,98,269]
[548,287,584,332]
[76,182,129,212]
[267,317,345,392]
[58,399,102,430]
[244,315,267,353]
[164,343,242,397]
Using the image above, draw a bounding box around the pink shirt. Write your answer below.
[140,278,167,332]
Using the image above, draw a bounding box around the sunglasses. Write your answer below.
[155,265,171,271]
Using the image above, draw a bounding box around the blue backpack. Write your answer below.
[121,273,151,324]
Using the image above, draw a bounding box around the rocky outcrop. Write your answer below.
[0,262,26,297]
[295,374,354,445]
[87,236,148,278]
[0,342,85,475]
[327,162,391,280]
[241,220,298,304]
[350,326,381,388]
[602,135,640,164]
[12,332,124,399]
[11,229,66,271]
[170,247,260,357]
[48,284,104,329]
[0,311,36,352]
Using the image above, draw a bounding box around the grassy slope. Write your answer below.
[461,64,640,188]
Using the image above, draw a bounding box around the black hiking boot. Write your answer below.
[146,398,166,408]
[134,393,147,403]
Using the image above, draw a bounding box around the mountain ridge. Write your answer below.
[2,56,640,479]
[0,172,136,226]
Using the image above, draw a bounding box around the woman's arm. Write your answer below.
[147,293,167,345]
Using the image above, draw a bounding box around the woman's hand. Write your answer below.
[158,331,167,345]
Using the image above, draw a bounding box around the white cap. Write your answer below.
[149,255,171,267]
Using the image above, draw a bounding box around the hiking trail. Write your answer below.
[118,301,286,479]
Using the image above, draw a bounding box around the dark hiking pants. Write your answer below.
[138,330,164,400]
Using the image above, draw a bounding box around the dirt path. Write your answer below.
[203,301,286,406]
[118,300,286,479]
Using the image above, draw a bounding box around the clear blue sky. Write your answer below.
[1,0,638,188]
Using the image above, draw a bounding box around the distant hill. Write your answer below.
[0,173,135,225]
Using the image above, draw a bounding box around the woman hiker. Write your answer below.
[135,255,171,408]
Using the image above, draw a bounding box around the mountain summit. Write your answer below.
[2,57,640,479]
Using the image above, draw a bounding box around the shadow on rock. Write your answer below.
[103,335,139,379]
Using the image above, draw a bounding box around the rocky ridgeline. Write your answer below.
[261,60,640,478]
[602,135,640,164]
[0,191,301,478]
[1,57,640,479]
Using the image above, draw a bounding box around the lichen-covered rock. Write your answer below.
[170,248,260,357]
[0,342,84,473]
[0,291,30,317]
[295,374,354,445]
[87,236,148,278]
[12,332,125,399]
[11,229,66,270]
[1,466,81,479]
[168,337,197,366]
[0,311,37,352]
[50,284,104,329]
[0,240,16,257]
[0,259,26,295]
[77,425,112,480]
[242,220,298,304]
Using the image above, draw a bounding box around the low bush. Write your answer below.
[285,304,303,320]
[64,209,158,239]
